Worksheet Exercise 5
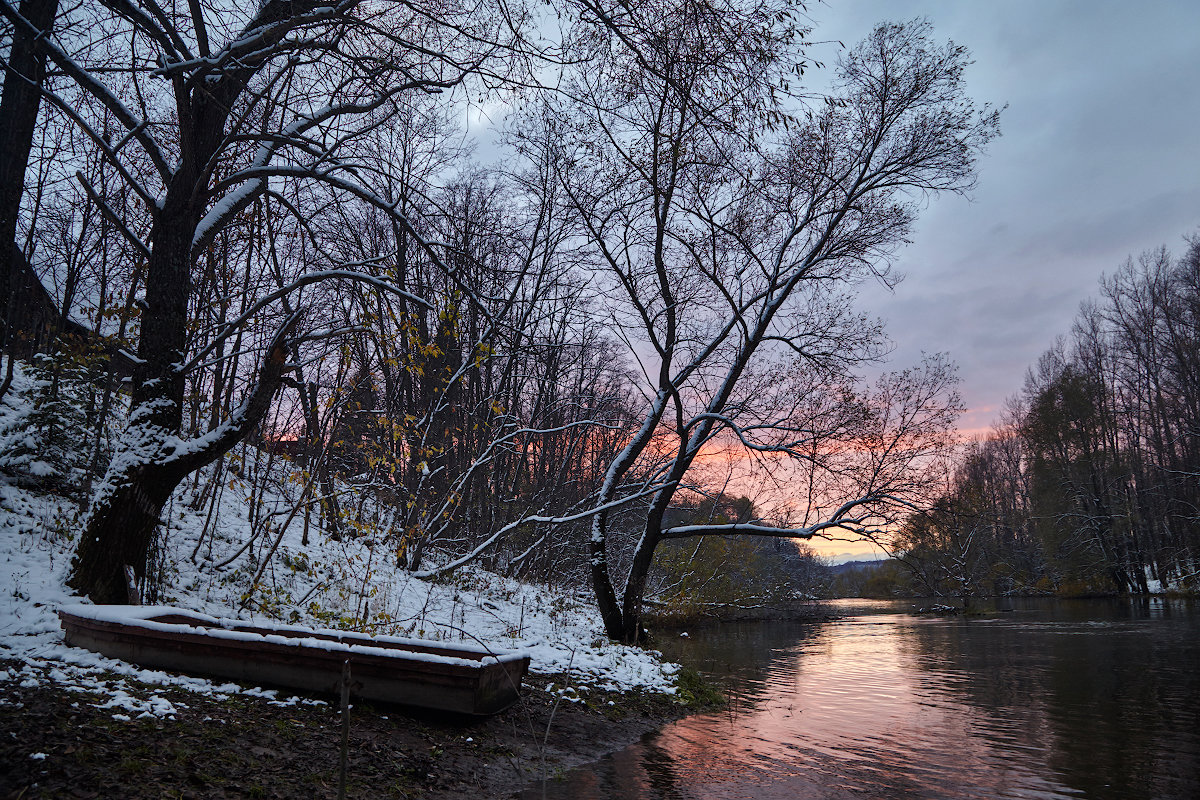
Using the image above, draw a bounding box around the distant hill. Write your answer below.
[827,559,888,575]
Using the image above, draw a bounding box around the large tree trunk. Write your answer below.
[66,202,196,601]
[619,510,666,644]
[0,0,60,354]
[68,460,189,603]
[587,391,674,643]
[64,0,317,602]
[68,318,295,602]
[68,170,290,601]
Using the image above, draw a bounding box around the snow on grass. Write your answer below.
[0,358,679,715]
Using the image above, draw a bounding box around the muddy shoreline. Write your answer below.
[1,660,700,799]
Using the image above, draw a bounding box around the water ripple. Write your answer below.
[521,599,1200,800]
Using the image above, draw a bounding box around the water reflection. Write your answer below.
[520,599,1200,800]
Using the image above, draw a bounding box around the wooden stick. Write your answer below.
[338,658,351,800]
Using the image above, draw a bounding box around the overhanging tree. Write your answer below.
[536,8,999,642]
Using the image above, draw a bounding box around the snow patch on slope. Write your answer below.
[0,358,679,713]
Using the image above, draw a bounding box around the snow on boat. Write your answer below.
[58,605,531,716]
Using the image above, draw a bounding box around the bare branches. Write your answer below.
[165,308,304,477]
[528,11,994,641]
[14,0,1002,618]
[0,0,174,181]
[50,0,541,602]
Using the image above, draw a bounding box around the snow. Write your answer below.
[26,461,55,478]
[1144,566,1164,595]
[60,604,530,667]
[0,356,680,717]
[192,181,262,251]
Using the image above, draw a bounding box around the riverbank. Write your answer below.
[0,358,715,798]
[645,598,839,631]
[0,449,706,798]
[1,659,709,799]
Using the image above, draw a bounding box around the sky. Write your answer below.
[796,0,1200,561]
[807,0,1200,438]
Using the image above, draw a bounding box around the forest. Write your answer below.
[0,0,1003,639]
[886,237,1200,600]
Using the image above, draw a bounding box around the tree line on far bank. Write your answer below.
[887,236,1200,600]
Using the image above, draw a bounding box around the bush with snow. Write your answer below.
[0,353,112,496]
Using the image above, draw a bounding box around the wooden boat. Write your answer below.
[58,604,531,716]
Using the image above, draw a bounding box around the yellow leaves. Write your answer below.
[472,342,493,368]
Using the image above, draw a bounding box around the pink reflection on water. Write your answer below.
[652,616,1073,798]
[523,602,1200,800]
[529,614,1074,799]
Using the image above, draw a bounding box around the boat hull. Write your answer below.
[58,605,530,716]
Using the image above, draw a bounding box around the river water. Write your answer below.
[522,598,1200,799]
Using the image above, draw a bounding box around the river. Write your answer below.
[521,598,1200,799]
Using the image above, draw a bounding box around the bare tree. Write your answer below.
[533,9,998,641]
[0,0,526,602]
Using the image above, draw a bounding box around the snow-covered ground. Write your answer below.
[0,358,680,721]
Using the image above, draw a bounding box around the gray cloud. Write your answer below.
[811,0,1200,431]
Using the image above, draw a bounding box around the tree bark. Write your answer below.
[0,0,60,355]
[69,322,296,602]
[589,513,626,640]
[618,524,661,644]
[69,461,183,603]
